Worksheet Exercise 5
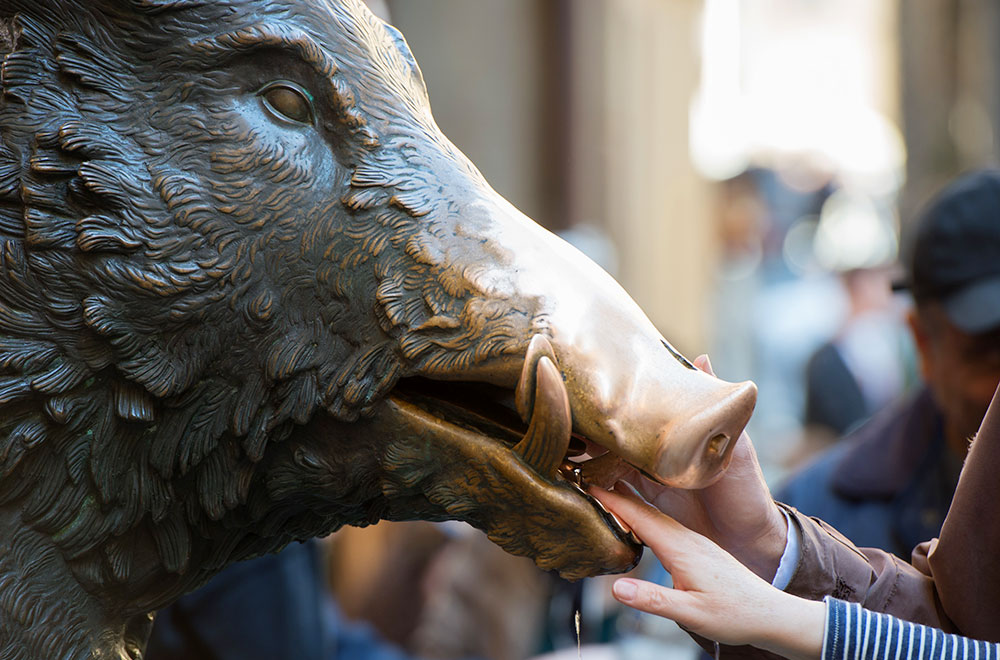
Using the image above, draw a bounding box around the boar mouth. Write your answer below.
[388,334,642,561]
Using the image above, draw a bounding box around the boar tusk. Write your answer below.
[515,334,559,423]
[512,355,571,478]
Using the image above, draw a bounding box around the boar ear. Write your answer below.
[382,22,429,99]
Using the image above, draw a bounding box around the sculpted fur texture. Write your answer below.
[0,0,756,657]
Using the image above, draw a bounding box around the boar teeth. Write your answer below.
[512,355,571,478]
[515,334,559,423]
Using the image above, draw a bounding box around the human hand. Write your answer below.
[591,484,824,660]
[621,355,788,580]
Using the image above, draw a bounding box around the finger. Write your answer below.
[590,484,692,560]
[590,483,666,540]
[611,577,693,623]
[693,354,715,376]
[609,474,713,551]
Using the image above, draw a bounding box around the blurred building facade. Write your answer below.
[899,0,1000,221]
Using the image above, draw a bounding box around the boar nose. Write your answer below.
[652,379,757,488]
[456,194,758,487]
[557,332,757,490]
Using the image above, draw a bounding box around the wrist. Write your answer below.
[753,593,825,660]
[735,503,789,581]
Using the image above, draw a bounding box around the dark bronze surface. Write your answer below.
[0,0,756,657]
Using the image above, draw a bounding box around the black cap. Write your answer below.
[903,170,1000,334]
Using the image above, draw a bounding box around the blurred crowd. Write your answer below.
[709,163,915,479]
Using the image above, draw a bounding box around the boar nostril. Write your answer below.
[706,433,729,458]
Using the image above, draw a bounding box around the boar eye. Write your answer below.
[259,81,315,126]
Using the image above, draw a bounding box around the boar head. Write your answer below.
[0,0,755,656]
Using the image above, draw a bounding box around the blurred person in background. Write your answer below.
[801,266,910,440]
[146,539,417,660]
[148,523,549,660]
[778,169,1000,558]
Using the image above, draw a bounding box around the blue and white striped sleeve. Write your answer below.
[823,597,1000,660]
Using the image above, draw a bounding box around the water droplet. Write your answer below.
[575,609,582,660]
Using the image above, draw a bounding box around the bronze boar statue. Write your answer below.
[0,0,757,657]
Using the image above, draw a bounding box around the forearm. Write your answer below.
[746,592,824,660]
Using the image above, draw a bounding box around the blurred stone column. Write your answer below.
[600,0,711,354]
[899,0,1000,226]
[386,0,550,225]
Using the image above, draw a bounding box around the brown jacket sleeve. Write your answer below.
[922,383,1000,642]
[707,501,955,660]
[702,505,952,660]
[781,505,952,628]
[783,381,1000,641]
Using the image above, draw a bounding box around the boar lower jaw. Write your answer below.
[386,337,646,560]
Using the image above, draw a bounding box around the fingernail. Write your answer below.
[703,354,713,372]
[613,579,638,601]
